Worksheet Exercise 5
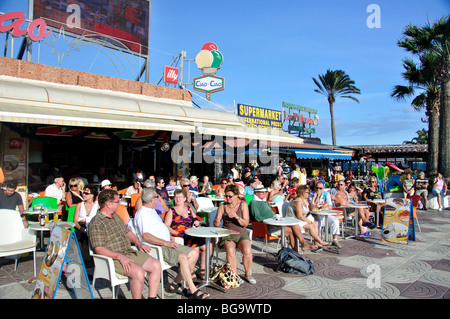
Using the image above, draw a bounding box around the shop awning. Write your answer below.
[0,76,304,146]
[283,149,352,160]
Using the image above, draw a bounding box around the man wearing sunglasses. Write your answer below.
[89,189,161,299]
[309,182,342,248]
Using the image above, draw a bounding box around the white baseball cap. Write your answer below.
[101,179,112,188]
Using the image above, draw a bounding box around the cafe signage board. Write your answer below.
[282,101,319,135]
[381,198,415,245]
[32,225,93,299]
[193,75,225,93]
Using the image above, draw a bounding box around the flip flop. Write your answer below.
[167,282,184,295]
[189,289,210,299]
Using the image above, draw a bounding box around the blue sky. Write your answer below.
[1,0,449,146]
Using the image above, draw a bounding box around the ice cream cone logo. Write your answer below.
[195,42,224,75]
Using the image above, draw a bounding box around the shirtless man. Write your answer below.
[334,181,375,237]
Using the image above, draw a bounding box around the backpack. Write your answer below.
[275,247,315,275]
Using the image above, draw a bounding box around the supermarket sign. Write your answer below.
[193,75,224,93]
[237,103,282,129]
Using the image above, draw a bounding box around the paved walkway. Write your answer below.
[1,208,449,299]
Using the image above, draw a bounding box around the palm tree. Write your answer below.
[398,16,450,178]
[402,128,428,145]
[312,69,361,146]
[391,53,440,175]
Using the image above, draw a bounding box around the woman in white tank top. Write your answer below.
[291,185,329,248]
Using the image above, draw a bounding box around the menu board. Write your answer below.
[32,226,93,299]
[381,198,414,245]
[1,127,28,204]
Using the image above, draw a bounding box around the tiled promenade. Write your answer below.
[1,208,449,299]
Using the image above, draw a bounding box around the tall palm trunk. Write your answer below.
[329,98,336,146]
[427,98,440,175]
[438,79,450,178]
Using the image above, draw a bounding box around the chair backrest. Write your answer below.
[39,191,46,197]
[116,204,130,224]
[251,221,278,240]
[0,209,24,244]
[197,197,214,210]
[67,206,77,223]
[408,195,422,208]
[130,193,141,207]
[31,196,58,209]
[118,188,127,196]
[244,194,253,205]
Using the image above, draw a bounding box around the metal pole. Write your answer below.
[180,50,186,89]
[27,0,34,61]
[145,0,151,83]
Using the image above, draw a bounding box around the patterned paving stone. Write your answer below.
[399,281,448,299]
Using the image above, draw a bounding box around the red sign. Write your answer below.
[164,66,179,84]
[0,11,52,41]
[9,138,24,150]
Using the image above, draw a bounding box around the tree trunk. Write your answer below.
[329,101,336,146]
[427,99,440,175]
[438,79,450,179]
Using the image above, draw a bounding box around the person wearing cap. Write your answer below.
[101,179,112,191]
[414,171,429,209]
[249,185,315,251]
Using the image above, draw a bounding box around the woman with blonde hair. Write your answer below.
[291,185,328,248]
[66,178,84,208]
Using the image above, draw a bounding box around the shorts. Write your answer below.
[161,244,193,265]
[432,188,445,196]
[415,189,428,197]
[218,232,250,249]
[113,250,152,276]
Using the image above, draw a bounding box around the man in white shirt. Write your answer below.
[134,187,210,299]
[44,176,65,209]
[309,182,342,248]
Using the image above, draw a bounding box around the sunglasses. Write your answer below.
[83,191,92,195]
[70,184,77,188]
[225,194,235,199]
[182,185,190,187]
[316,187,323,190]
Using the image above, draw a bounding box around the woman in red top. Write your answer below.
[164,189,209,280]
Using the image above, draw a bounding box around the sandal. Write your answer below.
[195,269,206,281]
[167,282,184,295]
[189,289,210,299]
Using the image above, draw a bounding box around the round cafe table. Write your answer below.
[367,199,385,227]
[342,204,370,239]
[185,227,232,293]
[263,216,301,247]
[308,210,337,242]
[28,221,75,251]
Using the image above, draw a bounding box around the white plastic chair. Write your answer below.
[89,244,129,299]
[197,197,215,210]
[130,218,183,299]
[0,209,37,276]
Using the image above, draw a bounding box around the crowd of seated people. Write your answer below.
[6,163,413,299]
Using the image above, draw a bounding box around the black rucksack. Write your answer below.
[275,247,315,275]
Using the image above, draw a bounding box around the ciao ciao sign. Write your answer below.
[0,11,52,42]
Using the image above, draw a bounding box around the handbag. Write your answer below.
[210,263,241,289]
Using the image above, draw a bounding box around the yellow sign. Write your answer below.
[237,103,282,129]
